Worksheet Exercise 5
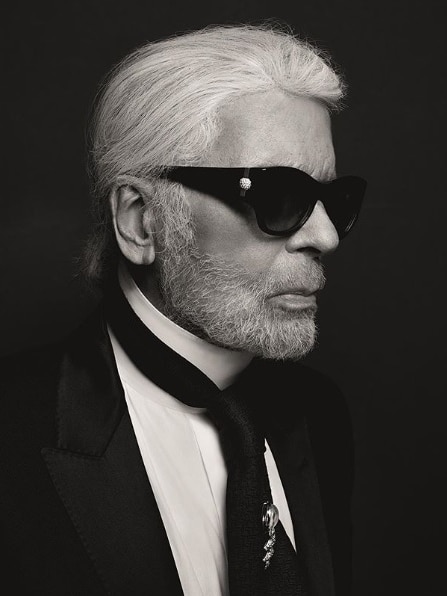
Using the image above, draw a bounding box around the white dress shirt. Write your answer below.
[108,263,296,596]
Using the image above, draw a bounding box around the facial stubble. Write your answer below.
[153,200,325,361]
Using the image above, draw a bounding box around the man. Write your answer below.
[1,24,366,596]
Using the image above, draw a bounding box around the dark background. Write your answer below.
[4,1,446,594]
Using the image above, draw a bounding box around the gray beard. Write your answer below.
[155,240,325,361]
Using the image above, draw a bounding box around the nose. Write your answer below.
[285,200,339,255]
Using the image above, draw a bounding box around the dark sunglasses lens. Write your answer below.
[323,177,366,237]
[250,169,315,234]
[256,191,313,233]
[252,173,365,237]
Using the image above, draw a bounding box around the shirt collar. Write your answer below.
[117,262,253,390]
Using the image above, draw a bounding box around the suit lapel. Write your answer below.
[41,309,183,596]
[268,417,336,596]
[250,359,336,596]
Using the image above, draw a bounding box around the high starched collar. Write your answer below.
[117,262,253,390]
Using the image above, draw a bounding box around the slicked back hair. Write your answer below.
[82,23,346,284]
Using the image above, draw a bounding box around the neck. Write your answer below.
[127,262,167,315]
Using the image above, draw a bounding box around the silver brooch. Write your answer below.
[262,502,279,569]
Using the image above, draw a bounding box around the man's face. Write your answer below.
[154,90,339,360]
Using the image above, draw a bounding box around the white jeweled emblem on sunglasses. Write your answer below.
[239,177,252,190]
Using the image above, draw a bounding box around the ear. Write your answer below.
[109,176,157,266]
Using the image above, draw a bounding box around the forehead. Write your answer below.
[203,90,336,181]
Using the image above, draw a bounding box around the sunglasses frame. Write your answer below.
[161,166,367,238]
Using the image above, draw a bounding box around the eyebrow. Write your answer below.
[255,160,336,182]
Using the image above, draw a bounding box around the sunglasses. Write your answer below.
[161,166,367,238]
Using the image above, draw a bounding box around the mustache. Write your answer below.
[161,237,327,301]
[262,260,326,295]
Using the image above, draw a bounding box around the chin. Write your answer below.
[221,311,318,362]
[258,334,317,362]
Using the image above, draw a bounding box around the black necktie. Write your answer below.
[105,280,310,595]
[211,383,310,596]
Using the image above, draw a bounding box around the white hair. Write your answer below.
[82,23,346,283]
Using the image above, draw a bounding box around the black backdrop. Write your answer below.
[4,1,446,595]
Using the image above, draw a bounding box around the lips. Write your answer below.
[268,286,322,299]
[266,262,326,302]
[267,291,318,311]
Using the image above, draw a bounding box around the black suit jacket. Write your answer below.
[0,307,354,595]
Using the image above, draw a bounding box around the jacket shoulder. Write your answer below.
[0,342,64,385]
[0,342,66,448]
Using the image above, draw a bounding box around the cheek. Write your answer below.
[190,195,281,274]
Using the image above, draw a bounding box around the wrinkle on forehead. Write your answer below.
[202,90,336,181]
